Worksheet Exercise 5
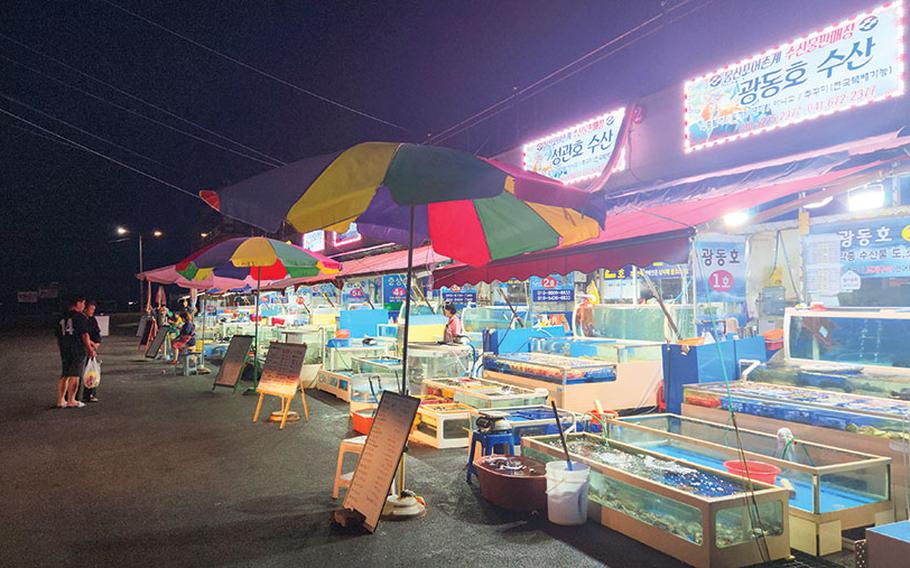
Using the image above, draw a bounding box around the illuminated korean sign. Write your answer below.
[684,1,905,152]
[302,230,325,252]
[332,223,362,247]
[522,107,626,184]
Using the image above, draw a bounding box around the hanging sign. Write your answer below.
[441,284,476,304]
[302,230,325,252]
[333,223,362,247]
[684,1,905,152]
[342,281,368,305]
[695,235,746,302]
[522,107,627,184]
[16,291,38,303]
[381,274,408,304]
[809,216,910,281]
[530,274,575,303]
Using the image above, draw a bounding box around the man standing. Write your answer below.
[81,300,103,403]
[55,295,94,408]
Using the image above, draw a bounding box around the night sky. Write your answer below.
[0,0,872,307]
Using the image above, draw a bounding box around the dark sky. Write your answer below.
[0,0,873,307]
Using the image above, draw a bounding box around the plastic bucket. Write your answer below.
[545,461,590,525]
[723,460,781,485]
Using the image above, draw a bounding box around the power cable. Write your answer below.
[0,105,200,201]
[0,91,168,168]
[0,54,282,168]
[426,0,710,146]
[0,32,287,166]
[99,0,409,133]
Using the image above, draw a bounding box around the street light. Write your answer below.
[200,232,209,238]
[114,227,163,310]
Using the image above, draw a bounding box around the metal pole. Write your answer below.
[138,234,144,312]
[396,205,416,498]
[254,269,261,383]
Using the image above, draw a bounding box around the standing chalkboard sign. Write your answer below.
[212,335,254,391]
[144,328,167,359]
[341,391,421,532]
[252,342,310,429]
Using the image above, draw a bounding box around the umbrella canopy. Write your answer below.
[138,264,260,290]
[201,142,606,266]
[176,237,341,282]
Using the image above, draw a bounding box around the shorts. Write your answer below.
[60,348,87,378]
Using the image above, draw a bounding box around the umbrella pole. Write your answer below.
[198,294,209,373]
[253,270,261,387]
[383,205,426,521]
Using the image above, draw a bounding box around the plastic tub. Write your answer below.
[545,461,590,525]
[723,460,781,485]
[476,455,547,513]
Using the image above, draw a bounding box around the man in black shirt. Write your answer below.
[55,296,95,408]
[82,300,103,403]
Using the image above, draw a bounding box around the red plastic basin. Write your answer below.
[723,460,781,485]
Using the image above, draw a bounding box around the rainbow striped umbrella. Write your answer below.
[201,143,605,266]
[176,237,340,282]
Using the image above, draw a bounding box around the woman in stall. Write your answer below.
[442,302,464,343]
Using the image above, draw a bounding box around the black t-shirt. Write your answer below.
[57,309,88,354]
[87,316,102,344]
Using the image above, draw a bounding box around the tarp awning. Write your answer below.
[263,245,449,290]
[434,147,903,288]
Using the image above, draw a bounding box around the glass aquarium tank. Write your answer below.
[315,369,352,402]
[483,352,616,384]
[421,377,548,409]
[469,405,583,445]
[609,414,891,554]
[351,356,403,377]
[406,344,475,385]
[349,373,398,412]
[530,336,662,363]
[591,304,696,342]
[522,433,790,567]
[324,343,393,371]
[411,402,473,449]
[462,305,530,331]
[683,381,910,442]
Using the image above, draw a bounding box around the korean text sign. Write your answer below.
[684,1,904,152]
[811,217,910,279]
[523,107,626,184]
[441,285,476,305]
[530,274,575,303]
[382,274,408,304]
[695,235,747,302]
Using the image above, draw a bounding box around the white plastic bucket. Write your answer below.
[545,461,590,525]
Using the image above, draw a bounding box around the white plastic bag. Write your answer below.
[83,357,101,388]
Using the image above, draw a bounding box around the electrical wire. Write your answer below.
[0,91,168,168]
[99,0,408,133]
[0,105,200,201]
[0,32,286,167]
[426,0,712,146]
[0,54,281,168]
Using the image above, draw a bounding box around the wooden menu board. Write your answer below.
[212,334,254,390]
[257,342,308,397]
[342,391,421,532]
[144,328,167,359]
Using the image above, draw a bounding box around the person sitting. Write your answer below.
[170,311,197,366]
[443,303,464,343]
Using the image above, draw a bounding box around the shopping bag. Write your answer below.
[83,357,101,388]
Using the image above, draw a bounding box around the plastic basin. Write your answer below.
[723,460,781,485]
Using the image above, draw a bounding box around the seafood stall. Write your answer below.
[522,433,791,567]
[410,401,474,449]
[323,340,394,372]
[609,413,893,555]
[315,369,352,402]
[483,352,618,412]
[469,405,582,446]
[421,377,549,409]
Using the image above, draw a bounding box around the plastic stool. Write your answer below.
[180,352,198,376]
[332,435,367,499]
[466,430,515,483]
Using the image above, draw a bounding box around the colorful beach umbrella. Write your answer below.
[139,264,259,290]
[176,237,340,282]
[201,142,606,266]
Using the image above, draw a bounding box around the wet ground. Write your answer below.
[0,319,851,567]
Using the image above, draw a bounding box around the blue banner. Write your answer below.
[530,274,575,303]
[441,285,476,305]
[695,235,747,303]
[381,274,408,304]
[809,216,910,281]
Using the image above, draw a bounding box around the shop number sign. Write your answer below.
[530,274,574,303]
[441,285,476,304]
[695,235,746,302]
[684,1,904,152]
[382,274,408,303]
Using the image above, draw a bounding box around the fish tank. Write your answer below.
[530,336,662,363]
[683,381,910,441]
[522,433,790,567]
[483,352,616,384]
[406,344,475,386]
[469,405,583,445]
[421,377,549,409]
[592,304,696,342]
[349,373,396,412]
[351,356,403,377]
[609,414,891,553]
[412,402,474,449]
[462,305,530,331]
[324,343,393,371]
[315,369,352,402]
[279,325,330,364]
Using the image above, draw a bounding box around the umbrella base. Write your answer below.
[268,411,300,423]
[381,491,426,521]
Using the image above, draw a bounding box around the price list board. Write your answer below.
[343,391,421,532]
[213,335,254,389]
[257,342,308,397]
